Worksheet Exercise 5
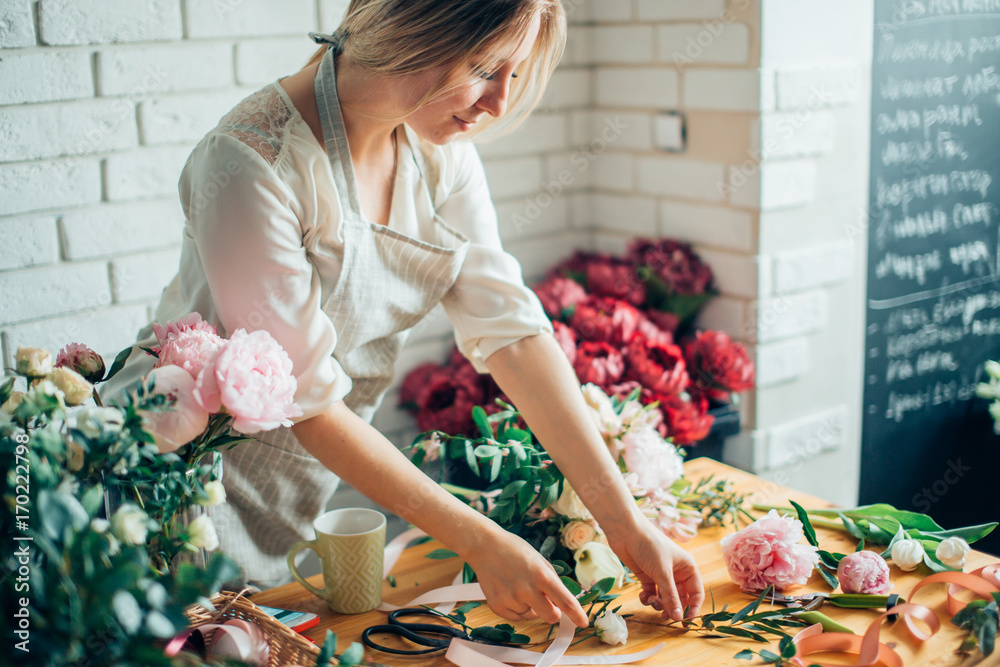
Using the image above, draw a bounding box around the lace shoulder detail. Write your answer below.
[214,84,294,166]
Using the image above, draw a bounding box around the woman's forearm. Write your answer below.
[290,402,504,560]
[485,333,646,541]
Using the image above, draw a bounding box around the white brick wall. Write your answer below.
[0,52,93,104]
[38,0,183,45]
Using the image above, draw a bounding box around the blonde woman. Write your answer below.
[104,0,703,625]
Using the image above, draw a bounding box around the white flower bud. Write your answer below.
[594,609,628,646]
[111,504,150,545]
[935,537,970,570]
[186,514,219,551]
[198,480,227,506]
[890,538,924,572]
[574,541,625,589]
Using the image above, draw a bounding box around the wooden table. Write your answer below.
[252,458,1000,666]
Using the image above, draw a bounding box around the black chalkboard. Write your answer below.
[861,0,1000,556]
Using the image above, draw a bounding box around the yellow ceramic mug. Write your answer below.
[286,508,386,614]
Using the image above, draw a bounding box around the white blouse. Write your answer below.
[156,81,550,422]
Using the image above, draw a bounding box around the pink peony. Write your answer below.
[155,328,226,379]
[533,276,588,319]
[194,329,302,433]
[621,428,685,495]
[573,342,625,391]
[836,551,892,595]
[721,510,819,592]
[152,313,218,354]
[56,342,106,383]
[140,365,210,453]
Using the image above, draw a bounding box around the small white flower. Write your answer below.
[935,537,970,570]
[198,480,227,506]
[16,347,53,377]
[581,384,622,437]
[75,407,125,439]
[890,538,924,572]
[574,542,626,589]
[90,518,110,533]
[186,514,219,551]
[111,504,150,545]
[594,609,628,646]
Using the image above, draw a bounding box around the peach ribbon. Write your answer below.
[378,528,665,667]
[792,564,1000,667]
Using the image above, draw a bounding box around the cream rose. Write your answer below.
[550,485,593,521]
[594,609,628,646]
[49,367,93,406]
[111,504,150,545]
[561,521,598,551]
[198,480,227,506]
[16,346,53,377]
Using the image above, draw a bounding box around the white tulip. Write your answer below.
[574,542,625,589]
[186,514,219,551]
[890,538,924,572]
[111,504,150,545]
[935,537,970,570]
[198,480,227,506]
[594,609,628,646]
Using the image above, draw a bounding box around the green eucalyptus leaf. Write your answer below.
[488,454,502,483]
[113,590,143,635]
[538,482,558,510]
[516,480,535,514]
[465,441,479,472]
[714,626,768,643]
[780,636,797,658]
[474,444,500,458]
[540,536,557,559]
[759,649,780,662]
[560,576,582,596]
[339,642,365,665]
[504,428,531,444]
[103,346,135,383]
[316,630,338,666]
[426,549,459,560]
[145,610,178,638]
[472,406,493,439]
[499,480,527,501]
[734,649,754,660]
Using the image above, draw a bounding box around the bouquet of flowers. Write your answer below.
[407,383,751,588]
[0,313,311,667]
[401,237,755,446]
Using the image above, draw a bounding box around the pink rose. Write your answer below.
[140,365,210,453]
[56,342,106,383]
[621,428,685,495]
[533,276,588,319]
[152,312,218,354]
[836,551,892,595]
[155,328,226,379]
[721,510,819,592]
[194,329,302,433]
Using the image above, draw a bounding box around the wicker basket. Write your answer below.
[185,589,330,666]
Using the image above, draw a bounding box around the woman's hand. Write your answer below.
[607,522,704,622]
[461,525,589,627]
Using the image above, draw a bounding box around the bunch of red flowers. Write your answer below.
[399,238,755,446]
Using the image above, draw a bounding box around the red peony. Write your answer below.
[685,330,755,400]
[625,336,690,396]
[644,309,680,336]
[549,250,613,279]
[586,259,646,307]
[635,312,673,346]
[659,393,714,445]
[533,276,588,319]
[415,369,481,436]
[552,321,578,365]
[626,238,713,296]
[569,296,641,345]
[399,362,440,408]
[573,341,625,391]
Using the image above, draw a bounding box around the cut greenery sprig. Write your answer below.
[952,592,999,657]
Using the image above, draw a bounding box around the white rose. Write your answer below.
[186,514,219,551]
[890,538,924,572]
[987,360,1000,380]
[49,367,93,406]
[561,521,598,550]
[1,391,26,414]
[198,480,227,506]
[75,407,125,440]
[16,347,53,377]
[574,541,625,589]
[550,485,593,521]
[594,609,628,646]
[111,504,150,545]
[935,537,970,570]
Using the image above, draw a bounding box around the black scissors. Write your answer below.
[362,608,487,656]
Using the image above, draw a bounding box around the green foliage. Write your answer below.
[952,593,1000,657]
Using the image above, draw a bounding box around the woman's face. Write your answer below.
[403,13,542,145]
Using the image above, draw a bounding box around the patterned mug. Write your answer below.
[287,508,386,614]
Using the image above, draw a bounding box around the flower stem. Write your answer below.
[751,504,847,532]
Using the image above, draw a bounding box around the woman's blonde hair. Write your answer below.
[304,0,566,140]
